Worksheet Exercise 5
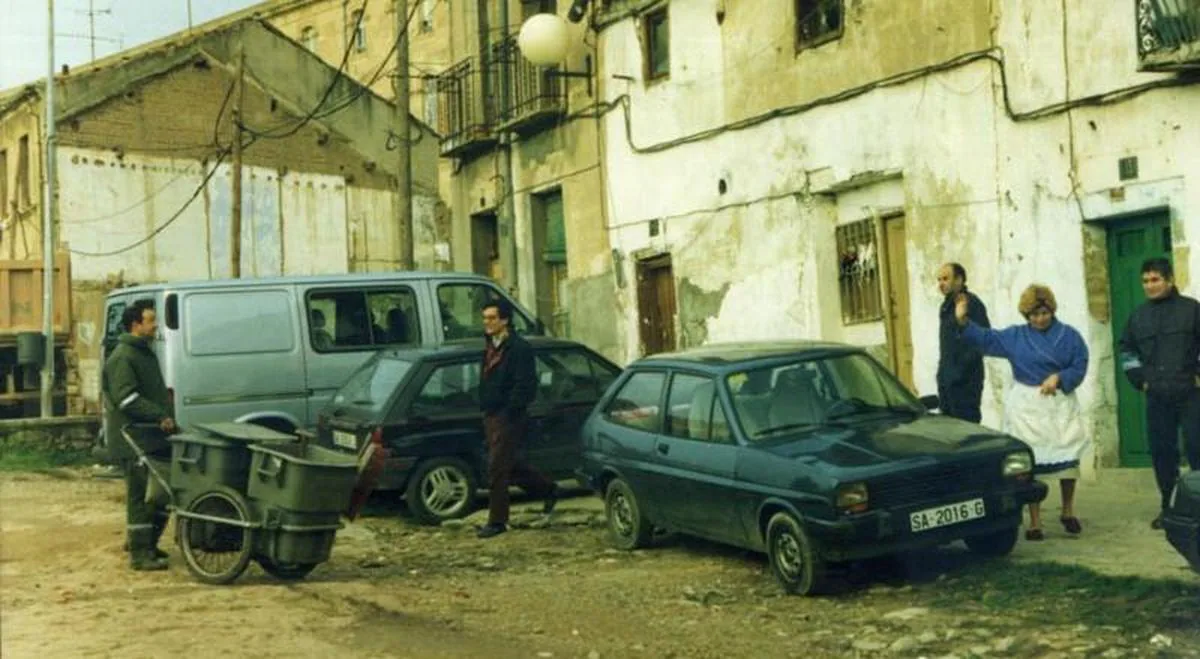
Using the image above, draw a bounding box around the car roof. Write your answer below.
[634,341,865,371]
[105,271,496,297]
[372,336,600,361]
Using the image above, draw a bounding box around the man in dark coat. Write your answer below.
[937,263,990,423]
[475,300,558,539]
[102,299,176,570]
[1118,258,1200,530]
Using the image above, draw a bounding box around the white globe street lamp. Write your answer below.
[517,13,570,66]
[516,12,594,96]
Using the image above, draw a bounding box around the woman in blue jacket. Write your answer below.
[956,284,1090,541]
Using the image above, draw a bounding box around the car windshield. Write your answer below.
[726,353,921,441]
[330,356,415,416]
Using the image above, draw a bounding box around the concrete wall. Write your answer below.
[596,0,1200,471]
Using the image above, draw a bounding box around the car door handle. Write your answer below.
[656,442,670,455]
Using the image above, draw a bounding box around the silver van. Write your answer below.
[100,272,543,434]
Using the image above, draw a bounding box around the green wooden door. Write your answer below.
[1107,212,1172,467]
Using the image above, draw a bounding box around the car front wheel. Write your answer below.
[605,478,652,550]
[766,512,828,596]
[964,525,1020,557]
[405,457,478,525]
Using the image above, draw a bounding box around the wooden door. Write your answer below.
[884,216,914,390]
[637,256,677,356]
[1108,212,1171,467]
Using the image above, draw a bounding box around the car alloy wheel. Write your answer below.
[766,511,828,596]
[604,478,652,550]
[406,457,477,525]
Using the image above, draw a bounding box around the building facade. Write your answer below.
[591,0,1200,473]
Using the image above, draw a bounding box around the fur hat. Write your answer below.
[1018,284,1057,317]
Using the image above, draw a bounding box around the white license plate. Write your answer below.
[332,430,358,450]
[909,498,986,533]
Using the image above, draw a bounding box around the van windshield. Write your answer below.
[331,357,415,416]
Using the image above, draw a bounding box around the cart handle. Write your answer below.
[256,456,285,484]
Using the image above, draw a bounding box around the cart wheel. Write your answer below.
[258,557,317,581]
[178,485,254,585]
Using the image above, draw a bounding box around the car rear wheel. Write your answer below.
[964,525,1020,557]
[766,512,828,596]
[605,478,652,550]
[405,457,477,525]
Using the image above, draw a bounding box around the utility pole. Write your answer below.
[230,35,244,277]
[395,0,414,270]
[187,0,193,31]
[41,0,58,418]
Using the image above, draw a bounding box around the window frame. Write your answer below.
[402,357,483,420]
[534,347,621,406]
[794,0,845,52]
[835,217,883,325]
[435,282,537,340]
[662,371,733,444]
[602,369,668,433]
[304,285,422,353]
[643,6,670,83]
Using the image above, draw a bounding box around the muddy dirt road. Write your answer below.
[2,470,1198,658]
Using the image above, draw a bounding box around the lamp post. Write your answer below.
[516,12,593,96]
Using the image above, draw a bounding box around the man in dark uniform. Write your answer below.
[475,300,558,539]
[937,262,991,423]
[1118,258,1200,530]
[103,299,176,570]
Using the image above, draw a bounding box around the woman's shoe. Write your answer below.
[1025,528,1045,541]
[1060,516,1082,534]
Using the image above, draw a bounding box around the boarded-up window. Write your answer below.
[836,218,883,324]
[17,134,31,208]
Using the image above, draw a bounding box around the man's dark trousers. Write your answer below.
[484,411,555,525]
[122,456,170,552]
[1146,389,1200,511]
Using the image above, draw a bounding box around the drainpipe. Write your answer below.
[497,0,518,295]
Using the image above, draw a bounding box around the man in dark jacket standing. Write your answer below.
[475,300,558,539]
[937,263,990,422]
[103,299,176,570]
[1118,258,1200,530]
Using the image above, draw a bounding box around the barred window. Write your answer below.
[836,218,882,324]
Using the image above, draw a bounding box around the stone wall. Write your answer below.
[0,416,99,458]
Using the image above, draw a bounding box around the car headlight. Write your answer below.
[1002,451,1033,478]
[836,482,869,513]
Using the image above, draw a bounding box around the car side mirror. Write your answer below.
[918,394,940,411]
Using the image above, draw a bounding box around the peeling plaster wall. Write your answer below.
[599,0,1200,473]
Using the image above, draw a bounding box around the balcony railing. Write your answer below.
[435,57,497,157]
[1137,0,1200,71]
[491,35,567,134]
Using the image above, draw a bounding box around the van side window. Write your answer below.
[103,302,127,354]
[437,283,533,340]
[307,287,421,352]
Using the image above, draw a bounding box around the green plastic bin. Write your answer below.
[255,509,342,565]
[247,442,359,513]
[169,433,253,506]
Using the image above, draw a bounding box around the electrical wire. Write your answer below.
[64,137,253,257]
[238,0,372,140]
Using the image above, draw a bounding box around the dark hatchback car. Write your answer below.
[315,338,621,524]
[578,341,1048,595]
[1164,471,1200,574]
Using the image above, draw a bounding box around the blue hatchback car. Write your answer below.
[578,341,1049,595]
